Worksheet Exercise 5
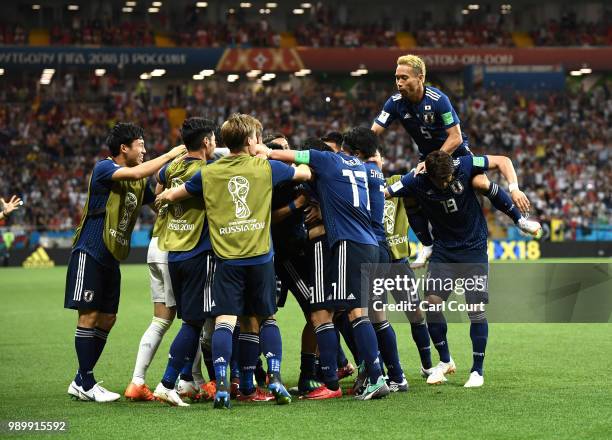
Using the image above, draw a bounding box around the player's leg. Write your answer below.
[341,241,389,400]
[235,315,261,400]
[64,251,120,402]
[464,261,489,388]
[332,312,356,380]
[424,261,457,385]
[390,259,433,375]
[404,196,433,268]
[305,238,342,399]
[209,259,244,409]
[126,260,175,401]
[471,174,542,237]
[370,243,407,392]
[245,262,291,404]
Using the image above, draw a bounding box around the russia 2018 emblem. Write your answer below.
[83,290,94,303]
[450,180,464,194]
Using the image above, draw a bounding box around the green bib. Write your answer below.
[202,155,272,259]
[73,164,146,261]
[385,175,410,260]
[151,210,166,239]
[158,158,206,252]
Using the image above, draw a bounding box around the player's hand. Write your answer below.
[167,144,187,160]
[415,161,426,174]
[294,193,309,210]
[511,190,530,214]
[155,190,171,210]
[1,195,22,216]
[249,143,270,157]
[304,202,322,225]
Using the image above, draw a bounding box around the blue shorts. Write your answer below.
[64,250,121,314]
[211,259,277,317]
[427,247,489,303]
[275,252,311,314]
[168,251,215,322]
[311,239,378,312]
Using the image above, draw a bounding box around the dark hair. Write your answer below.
[263,132,287,144]
[342,127,380,158]
[301,137,333,152]
[181,117,216,151]
[320,131,343,145]
[106,123,144,156]
[425,151,454,182]
[266,141,285,151]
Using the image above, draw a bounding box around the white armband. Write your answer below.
[508,183,519,193]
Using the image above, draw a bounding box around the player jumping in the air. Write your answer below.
[372,54,541,268]
[387,150,534,387]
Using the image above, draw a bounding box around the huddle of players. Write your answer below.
[64,53,541,407]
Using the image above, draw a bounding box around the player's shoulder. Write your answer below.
[424,86,447,103]
[390,92,402,102]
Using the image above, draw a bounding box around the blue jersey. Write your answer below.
[388,155,489,253]
[363,161,387,243]
[74,158,155,268]
[160,158,213,263]
[185,158,295,266]
[308,150,378,248]
[374,86,470,159]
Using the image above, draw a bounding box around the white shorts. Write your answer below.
[148,238,175,307]
[147,236,168,264]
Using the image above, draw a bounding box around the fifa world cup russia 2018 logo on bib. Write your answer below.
[118,192,138,232]
[228,176,251,219]
[383,200,396,234]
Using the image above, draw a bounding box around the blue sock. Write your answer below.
[335,328,349,368]
[230,323,241,379]
[410,322,432,369]
[470,321,488,375]
[486,182,521,223]
[334,312,360,364]
[351,317,383,384]
[238,332,259,395]
[179,362,193,382]
[92,327,109,366]
[161,323,201,389]
[373,321,404,382]
[260,319,282,378]
[426,311,451,363]
[74,327,97,391]
[314,323,339,390]
[212,322,234,390]
[406,210,433,246]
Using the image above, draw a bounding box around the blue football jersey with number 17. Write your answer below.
[308,150,378,248]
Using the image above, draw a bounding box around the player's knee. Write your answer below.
[347,307,365,322]
[310,309,333,327]
[77,310,98,328]
[239,316,259,333]
[153,302,176,321]
[97,313,117,331]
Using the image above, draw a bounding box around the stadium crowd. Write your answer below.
[0,76,609,240]
[4,8,611,48]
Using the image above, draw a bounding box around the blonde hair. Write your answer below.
[397,54,426,79]
[220,113,261,151]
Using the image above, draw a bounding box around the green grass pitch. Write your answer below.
[0,263,610,439]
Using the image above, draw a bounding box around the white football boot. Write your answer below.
[79,382,121,402]
[67,381,85,400]
[517,217,542,238]
[410,245,433,269]
[464,371,484,388]
[153,383,190,407]
[420,366,434,378]
[177,379,199,400]
[426,359,457,385]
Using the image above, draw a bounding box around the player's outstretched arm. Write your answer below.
[112,145,187,181]
[155,184,191,209]
[486,155,530,213]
